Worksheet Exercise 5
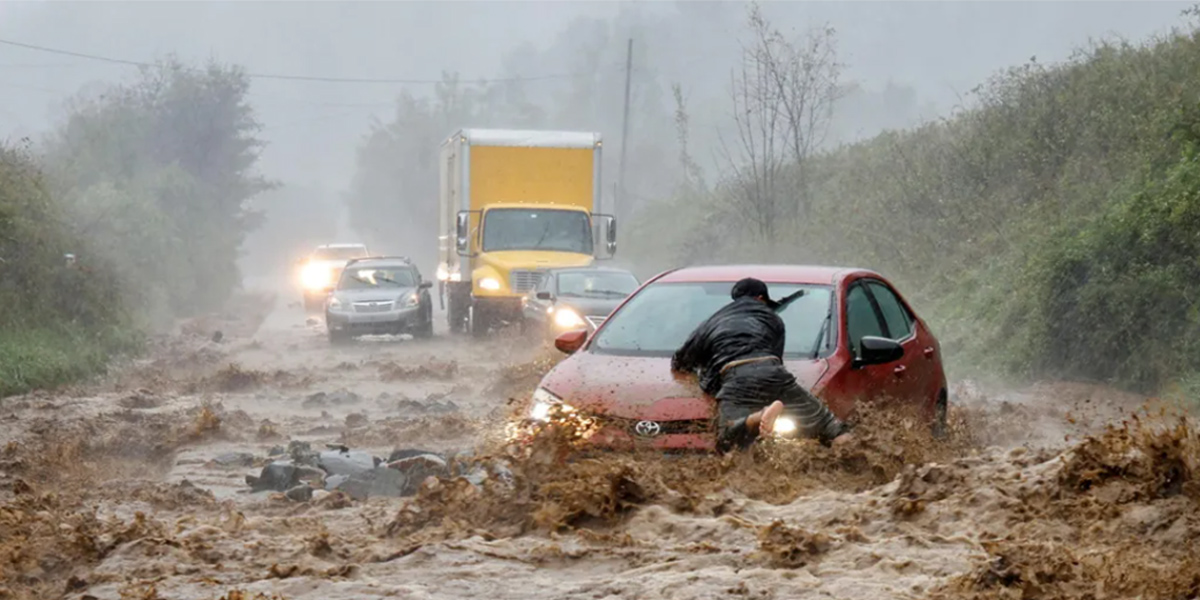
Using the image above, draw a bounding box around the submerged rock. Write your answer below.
[285,484,313,502]
[246,461,299,492]
[318,449,379,477]
[212,452,255,467]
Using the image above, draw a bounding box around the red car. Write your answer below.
[528,264,948,451]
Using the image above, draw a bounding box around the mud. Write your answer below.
[0,290,1197,599]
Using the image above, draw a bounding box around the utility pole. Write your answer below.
[617,37,633,220]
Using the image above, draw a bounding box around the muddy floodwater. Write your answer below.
[1,291,1198,600]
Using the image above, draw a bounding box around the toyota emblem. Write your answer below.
[634,420,662,437]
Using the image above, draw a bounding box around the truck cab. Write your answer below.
[436,129,616,337]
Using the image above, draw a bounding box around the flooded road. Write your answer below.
[1,290,1197,600]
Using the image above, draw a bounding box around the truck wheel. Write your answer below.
[469,305,488,338]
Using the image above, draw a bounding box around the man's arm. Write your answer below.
[671,318,711,373]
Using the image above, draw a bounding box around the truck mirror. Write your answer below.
[607,218,617,244]
[455,212,469,256]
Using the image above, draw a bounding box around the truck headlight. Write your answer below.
[530,387,572,421]
[479,277,501,291]
[553,307,585,329]
[436,264,449,281]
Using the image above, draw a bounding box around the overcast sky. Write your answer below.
[1,1,1192,192]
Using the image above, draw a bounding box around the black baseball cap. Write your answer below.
[731,277,780,309]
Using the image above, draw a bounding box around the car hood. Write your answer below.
[333,287,416,303]
[540,353,830,421]
[480,250,594,273]
[554,296,626,317]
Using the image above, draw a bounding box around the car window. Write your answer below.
[557,271,639,299]
[589,281,833,357]
[337,267,415,290]
[866,281,914,339]
[846,282,885,357]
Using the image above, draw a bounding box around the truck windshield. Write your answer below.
[482,208,593,254]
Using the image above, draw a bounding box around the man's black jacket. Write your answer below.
[671,297,785,396]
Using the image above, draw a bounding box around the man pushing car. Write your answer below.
[671,277,854,452]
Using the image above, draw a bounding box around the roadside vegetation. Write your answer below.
[0,59,270,397]
[619,7,1200,396]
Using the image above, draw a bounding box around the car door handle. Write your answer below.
[923,346,935,358]
[893,365,907,377]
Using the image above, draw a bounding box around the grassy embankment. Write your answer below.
[0,147,140,397]
[631,22,1200,395]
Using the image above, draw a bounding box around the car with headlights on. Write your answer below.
[325,256,434,343]
[526,264,948,451]
[298,243,370,312]
[521,266,640,338]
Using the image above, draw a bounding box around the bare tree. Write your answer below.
[723,2,841,227]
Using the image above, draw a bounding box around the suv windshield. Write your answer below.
[314,246,368,261]
[482,208,593,254]
[589,281,834,357]
[557,271,639,299]
[337,266,415,290]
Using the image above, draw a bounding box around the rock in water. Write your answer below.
[285,484,313,502]
[246,461,299,492]
[318,449,378,477]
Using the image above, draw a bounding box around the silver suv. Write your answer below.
[325,257,434,343]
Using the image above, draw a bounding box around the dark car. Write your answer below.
[521,266,640,338]
[529,264,948,451]
[324,257,434,343]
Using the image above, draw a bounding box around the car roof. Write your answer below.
[345,258,416,268]
[654,264,876,285]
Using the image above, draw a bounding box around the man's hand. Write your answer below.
[671,369,694,382]
[830,432,855,449]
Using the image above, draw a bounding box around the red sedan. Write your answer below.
[528,264,948,451]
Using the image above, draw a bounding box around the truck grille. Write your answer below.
[509,270,544,293]
[353,301,394,313]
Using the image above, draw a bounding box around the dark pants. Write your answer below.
[715,362,847,453]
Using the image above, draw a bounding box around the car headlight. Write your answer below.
[530,387,571,421]
[479,277,501,291]
[553,307,585,329]
[327,296,343,311]
[403,292,419,307]
[772,416,798,437]
[301,264,331,290]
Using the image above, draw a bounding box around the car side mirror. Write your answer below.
[536,291,553,301]
[554,329,587,354]
[853,336,904,369]
[418,281,433,290]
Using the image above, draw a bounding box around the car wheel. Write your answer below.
[415,307,434,339]
[931,391,948,439]
[328,328,351,345]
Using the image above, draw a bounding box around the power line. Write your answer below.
[0,38,610,85]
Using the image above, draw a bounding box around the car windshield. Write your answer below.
[589,281,834,358]
[337,267,415,290]
[482,208,593,254]
[314,246,368,261]
[556,271,639,299]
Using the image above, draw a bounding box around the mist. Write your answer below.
[2,1,1188,281]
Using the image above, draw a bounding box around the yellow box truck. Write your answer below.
[436,128,616,337]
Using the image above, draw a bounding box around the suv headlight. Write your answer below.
[530,387,572,421]
[327,297,344,311]
[403,292,419,307]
